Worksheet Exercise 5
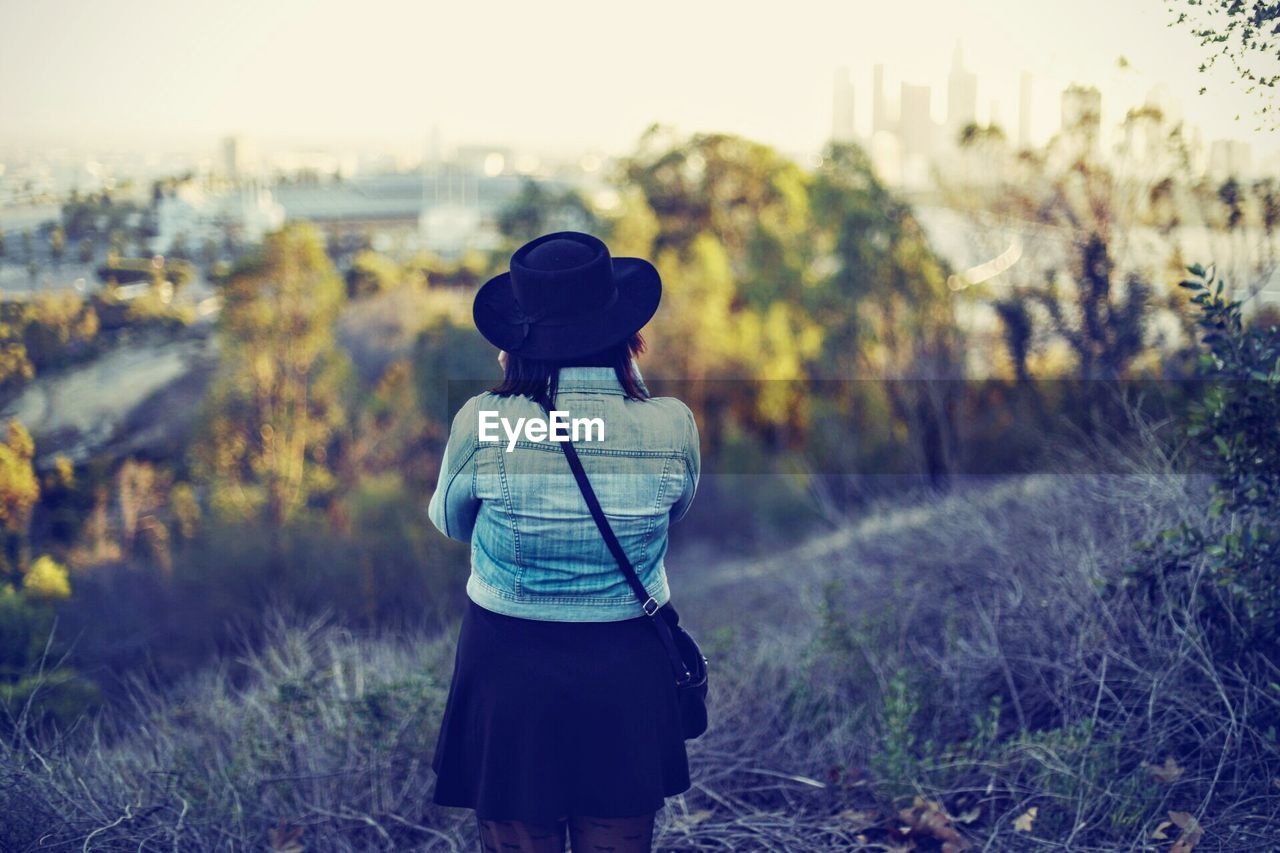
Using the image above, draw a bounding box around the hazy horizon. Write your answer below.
[1,0,1276,164]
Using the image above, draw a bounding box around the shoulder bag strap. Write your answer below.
[538,397,692,684]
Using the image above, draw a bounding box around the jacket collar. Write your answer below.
[555,359,647,396]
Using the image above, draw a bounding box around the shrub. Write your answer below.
[0,582,100,733]
[21,555,70,600]
[1126,264,1280,664]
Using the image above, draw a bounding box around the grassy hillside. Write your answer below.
[5,429,1276,851]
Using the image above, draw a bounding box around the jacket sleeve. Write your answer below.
[670,403,701,524]
[428,396,481,542]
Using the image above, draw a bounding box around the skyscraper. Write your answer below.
[946,41,977,145]
[899,82,934,159]
[1018,71,1033,148]
[832,66,856,142]
[872,64,890,136]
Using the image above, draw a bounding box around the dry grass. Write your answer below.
[3,424,1278,850]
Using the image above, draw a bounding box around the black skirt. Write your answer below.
[430,598,692,822]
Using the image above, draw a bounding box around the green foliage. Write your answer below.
[809,140,963,486]
[0,584,100,733]
[401,248,493,289]
[0,287,193,398]
[119,288,195,329]
[0,294,100,391]
[0,420,39,579]
[609,128,832,452]
[21,555,70,600]
[496,177,603,246]
[60,190,146,240]
[618,125,818,309]
[345,250,402,299]
[193,223,352,530]
[1167,0,1280,125]
[96,256,195,289]
[411,314,499,427]
[869,669,925,800]
[1129,264,1280,660]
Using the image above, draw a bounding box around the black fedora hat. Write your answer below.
[472,230,662,361]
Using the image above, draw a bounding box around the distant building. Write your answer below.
[899,82,934,160]
[271,167,573,259]
[419,203,485,257]
[1018,71,1033,148]
[151,179,284,255]
[832,66,856,143]
[945,42,977,145]
[454,145,513,177]
[274,172,436,250]
[872,64,890,136]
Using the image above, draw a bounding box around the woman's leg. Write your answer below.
[567,812,656,853]
[475,815,567,853]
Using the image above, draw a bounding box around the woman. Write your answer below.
[427,231,701,852]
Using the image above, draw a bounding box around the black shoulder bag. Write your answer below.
[539,399,709,740]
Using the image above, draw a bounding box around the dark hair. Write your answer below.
[491,332,650,405]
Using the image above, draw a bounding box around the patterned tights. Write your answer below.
[475,812,656,852]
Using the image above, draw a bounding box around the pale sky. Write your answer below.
[1,0,1275,161]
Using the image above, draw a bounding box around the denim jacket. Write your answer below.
[427,362,700,621]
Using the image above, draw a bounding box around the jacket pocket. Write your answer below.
[473,447,504,501]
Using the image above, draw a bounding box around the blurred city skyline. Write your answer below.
[1,0,1276,164]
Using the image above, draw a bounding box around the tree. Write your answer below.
[616,124,817,310]
[1167,0,1280,126]
[937,99,1275,390]
[811,140,964,488]
[115,458,173,573]
[495,177,602,247]
[0,420,39,580]
[193,223,351,547]
[49,226,66,265]
[612,127,825,451]
[345,250,401,299]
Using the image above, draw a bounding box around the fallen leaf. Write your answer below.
[897,796,966,850]
[1013,807,1038,833]
[1167,810,1204,852]
[671,809,713,832]
[1152,820,1173,840]
[954,807,981,825]
[1144,756,1185,784]
[268,821,305,853]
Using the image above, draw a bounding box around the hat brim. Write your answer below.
[472,257,662,361]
